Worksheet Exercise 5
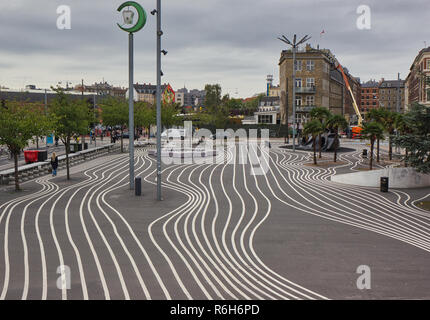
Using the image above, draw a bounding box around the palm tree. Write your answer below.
[303,119,324,165]
[367,108,385,162]
[379,109,397,161]
[326,114,348,162]
[360,122,385,170]
[310,107,331,159]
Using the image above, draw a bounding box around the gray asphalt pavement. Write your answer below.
[0,142,429,300]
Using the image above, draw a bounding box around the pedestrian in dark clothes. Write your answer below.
[51,152,58,176]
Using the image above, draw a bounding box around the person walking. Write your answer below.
[51,152,58,177]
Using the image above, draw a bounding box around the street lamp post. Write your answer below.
[278,34,311,152]
[152,1,164,201]
[117,1,147,190]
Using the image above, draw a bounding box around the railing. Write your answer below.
[295,86,316,93]
[0,144,120,186]
[296,105,317,112]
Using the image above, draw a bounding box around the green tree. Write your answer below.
[100,96,128,153]
[135,102,155,138]
[50,88,90,180]
[394,113,411,167]
[204,84,222,113]
[310,107,331,159]
[393,103,430,173]
[0,102,51,190]
[326,114,348,163]
[303,119,324,165]
[161,102,181,130]
[360,122,385,170]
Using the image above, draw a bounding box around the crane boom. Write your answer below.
[335,63,363,126]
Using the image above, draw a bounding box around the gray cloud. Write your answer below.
[0,0,429,97]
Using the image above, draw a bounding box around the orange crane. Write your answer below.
[324,51,363,138]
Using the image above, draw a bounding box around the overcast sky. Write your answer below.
[0,0,429,98]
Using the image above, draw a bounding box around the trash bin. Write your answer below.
[84,143,88,150]
[381,177,389,192]
[135,177,142,196]
[37,150,48,162]
[362,149,368,158]
[24,150,39,164]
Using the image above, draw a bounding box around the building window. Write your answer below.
[306,96,315,106]
[295,60,302,71]
[427,59,430,70]
[381,90,385,94]
[306,78,315,88]
[295,78,302,88]
[323,63,329,74]
[295,96,302,106]
[258,115,273,124]
[306,60,315,71]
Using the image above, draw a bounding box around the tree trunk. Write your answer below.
[405,149,408,167]
[389,136,393,160]
[377,138,380,163]
[318,133,322,159]
[36,137,39,149]
[66,137,70,180]
[370,138,374,171]
[313,137,317,165]
[121,128,124,153]
[14,152,20,191]
[334,133,338,163]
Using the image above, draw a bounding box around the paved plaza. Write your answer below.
[0,142,429,300]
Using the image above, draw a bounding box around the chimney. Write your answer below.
[306,44,312,52]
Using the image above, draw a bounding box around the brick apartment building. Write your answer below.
[405,47,430,109]
[360,80,379,114]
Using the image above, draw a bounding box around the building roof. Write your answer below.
[260,96,280,102]
[134,83,169,94]
[361,80,379,88]
[379,80,405,88]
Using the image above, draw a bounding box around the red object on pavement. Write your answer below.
[24,150,39,164]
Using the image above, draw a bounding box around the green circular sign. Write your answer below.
[117,1,147,33]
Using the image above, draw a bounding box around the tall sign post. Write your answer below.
[117,1,147,190]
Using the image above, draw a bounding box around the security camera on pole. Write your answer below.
[151,0,166,201]
[117,1,147,190]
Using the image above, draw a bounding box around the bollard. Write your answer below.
[135,176,142,196]
[362,149,368,158]
[380,176,389,192]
